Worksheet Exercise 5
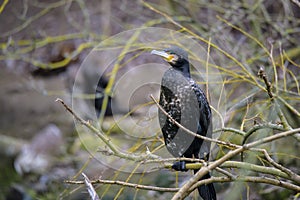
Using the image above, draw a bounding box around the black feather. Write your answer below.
[155,46,216,200]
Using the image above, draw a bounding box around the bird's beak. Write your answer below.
[151,50,174,62]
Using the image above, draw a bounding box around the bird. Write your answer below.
[151,46,216,200]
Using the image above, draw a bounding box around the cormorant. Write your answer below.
[151,46,216,200]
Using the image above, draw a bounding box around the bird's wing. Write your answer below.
[158,85,181,133]
[190,80,212,160]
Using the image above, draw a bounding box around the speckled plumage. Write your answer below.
[158,46,212,160]
[159,68,212,159]
[154,46,216,200]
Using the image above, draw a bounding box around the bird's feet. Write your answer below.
[172,161,188,172]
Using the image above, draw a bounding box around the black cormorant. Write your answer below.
[151,46,216,200]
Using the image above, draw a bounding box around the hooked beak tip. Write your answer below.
[151,50,172,61]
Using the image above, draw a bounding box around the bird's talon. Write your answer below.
[172,161,188,171]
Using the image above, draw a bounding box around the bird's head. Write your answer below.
[151,46,189,68]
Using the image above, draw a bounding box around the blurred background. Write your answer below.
[0,0,299,199]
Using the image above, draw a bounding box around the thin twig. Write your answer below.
[258,66,273,99]
[257,67,292,130]
[215,167,236,179]
[261,149,300,184]
[189,176,300,193]
[245,128,300,148]
[56,98,159,161]
[241,122,285,161]
[65,178,179,192]
[221,161,290,180]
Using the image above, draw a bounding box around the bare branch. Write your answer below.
[56,98,159,161]
[261,149,300,184]
[65,178,179,193]
[172,127,300,199]
[190,176,300,193]
[258,66,273,99]
[82,173,100,200]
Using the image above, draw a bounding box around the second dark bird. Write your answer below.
[151,46,216,200]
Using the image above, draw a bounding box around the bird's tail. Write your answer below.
[194,169,216,200]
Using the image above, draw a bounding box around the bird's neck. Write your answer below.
[173,62,191,78]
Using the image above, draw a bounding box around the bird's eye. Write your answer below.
[171,54,179,61]
[164,51,179,62]
[169,52,179,59]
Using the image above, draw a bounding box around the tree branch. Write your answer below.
[56,98,159,161]
[172,127,300,199]
[65,178,179,193]
[190,176,300,193]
